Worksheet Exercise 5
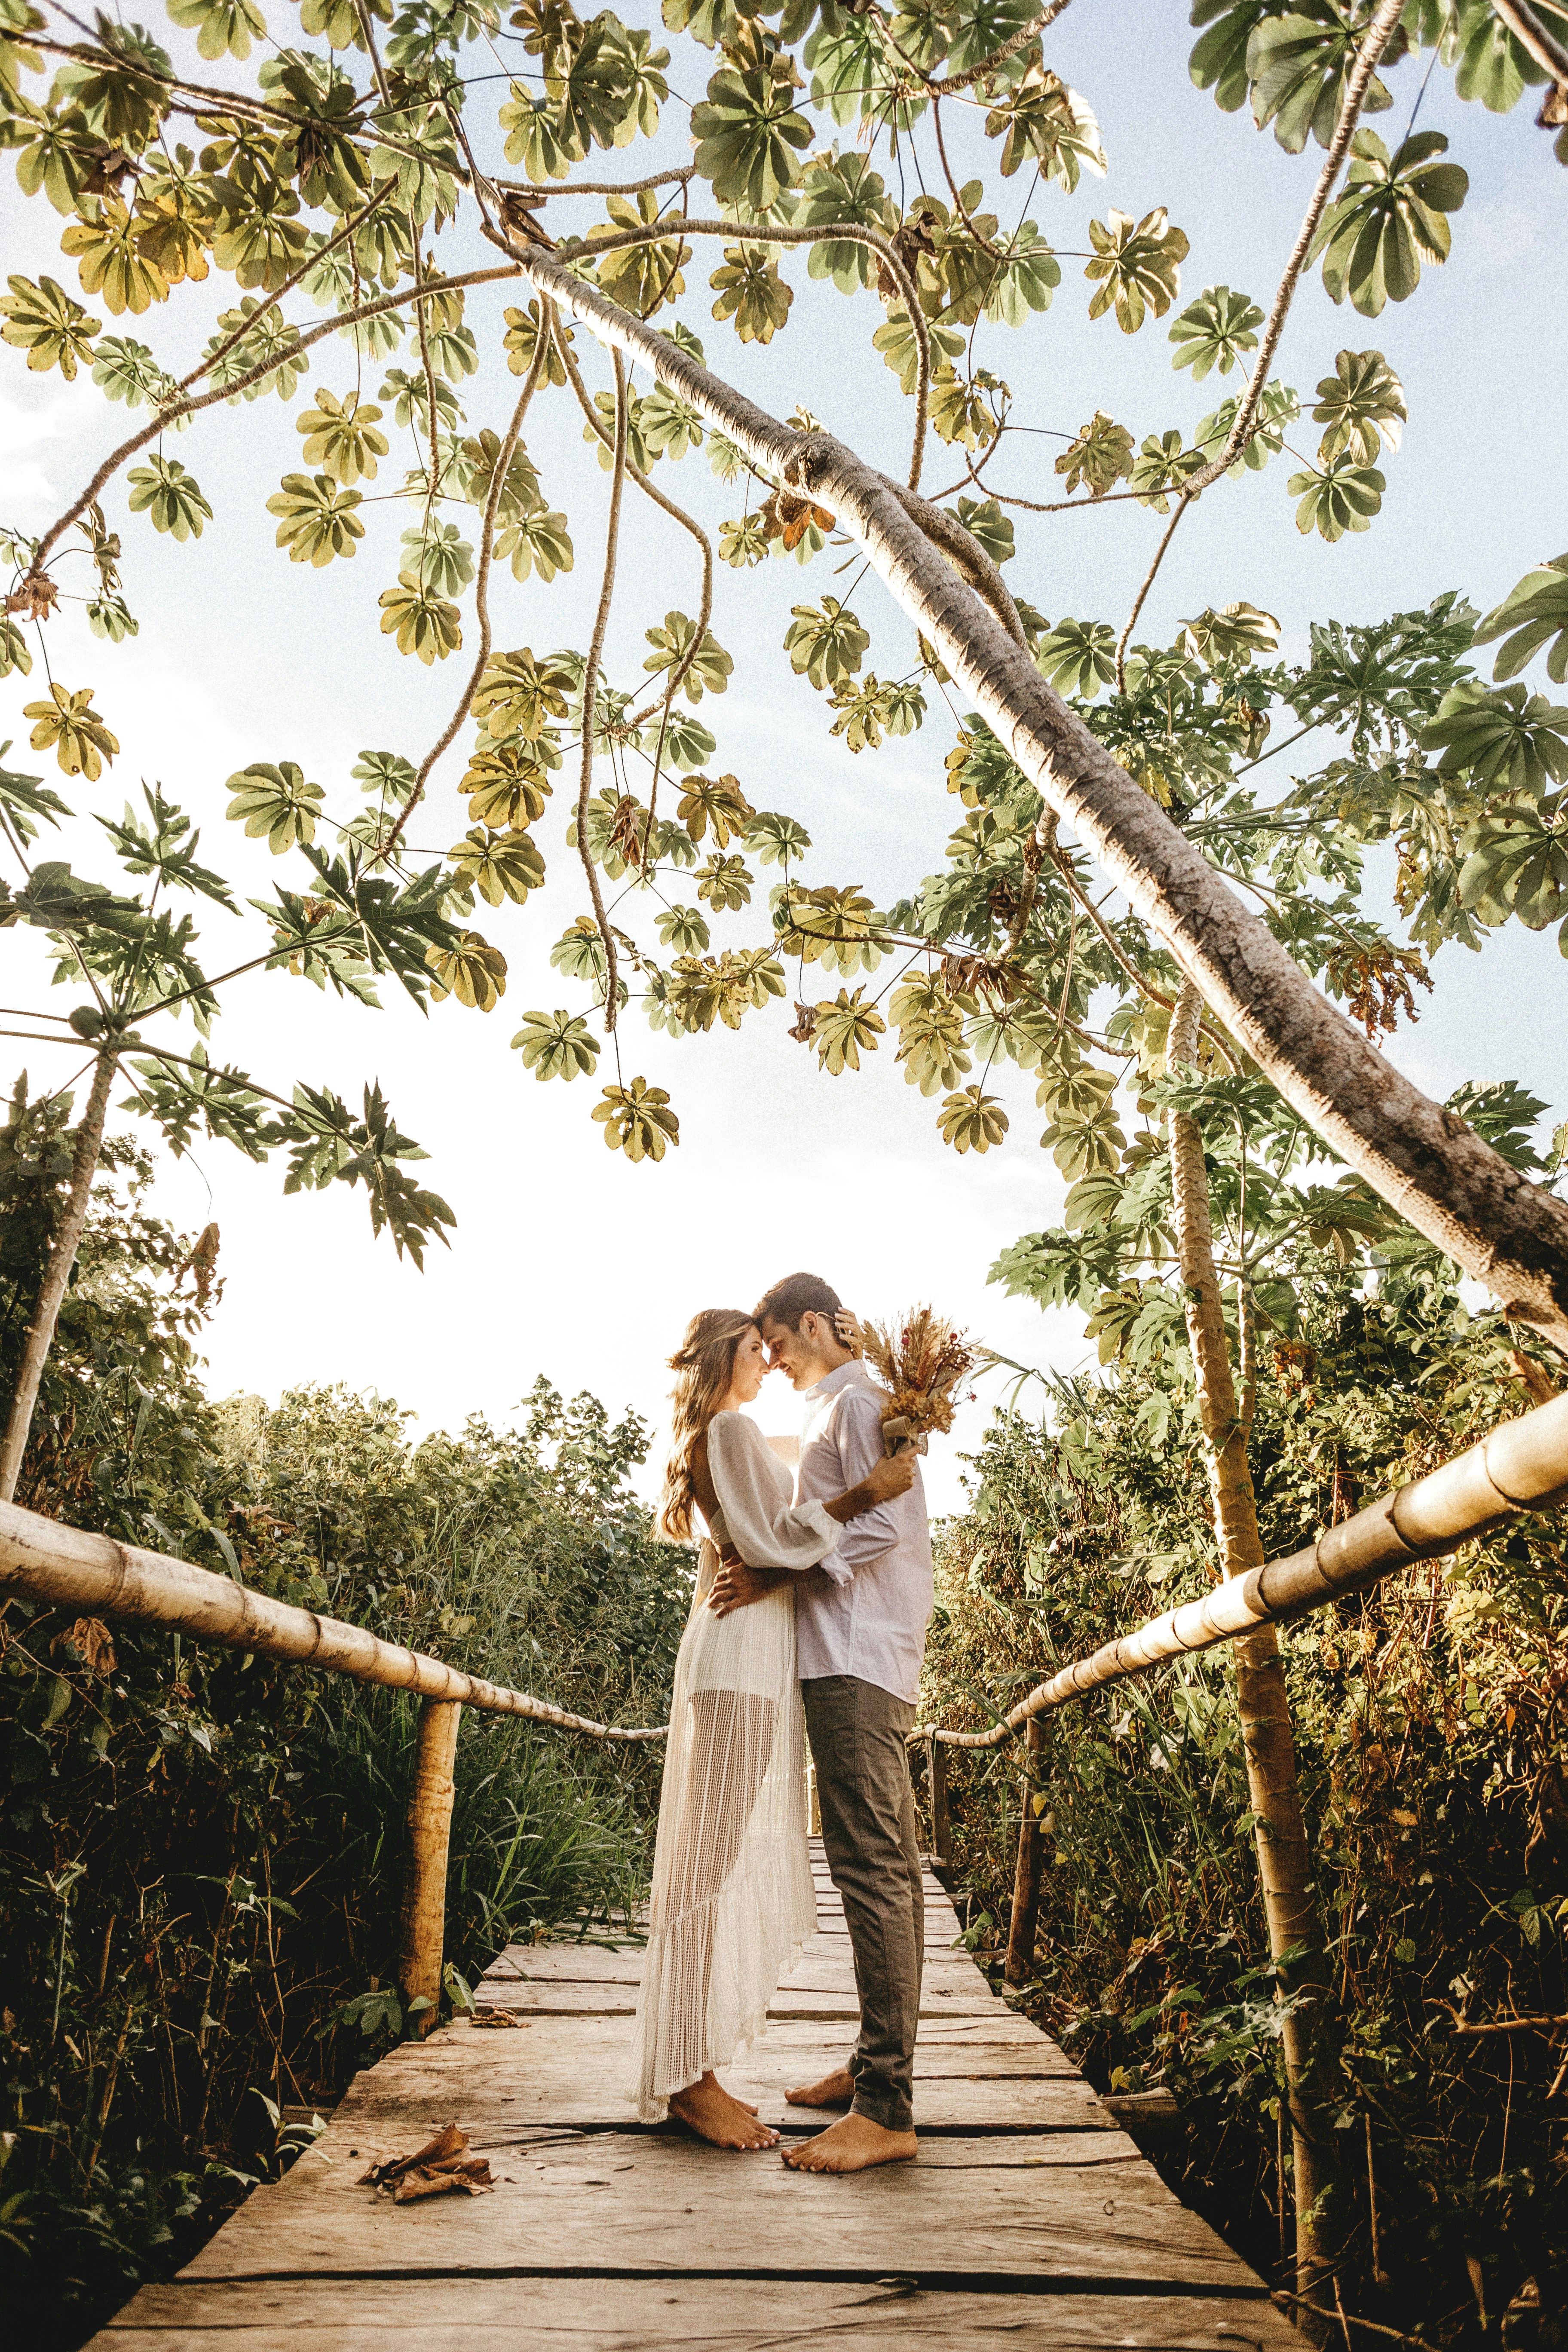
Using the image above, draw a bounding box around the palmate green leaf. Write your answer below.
[662,710,717,772]
[676,771,752,845]
[0,273,100,378]
[0,747,70,845]
[167,0,267,62]
[1084,207,1189,333]
[593,1075,679,1163]
[1309,130,1468,317]
[1424,681,1568,796]
[400,519,475,599]
[744,808,811,866]
[1313,347,1406,462]
[379,571,462,663]
[640,383,705,458]
[226,759,323,851]
[1288,453,1385,541]
[799,151,895,294]
[803,10,900,131]
[986,64,1106,188]
[61,200,169,316]
[719,513,769,569]
[1457,795,1568,933]
[983,232,1061,328]
[1130,429,1205,511]
[776,881,890,974]
[207,295,306,401]
[938,1083,1008,1155]
[126,454,212,540]
[460,741,551,829]
[694,851,753,910]
[812,986,885,1075]
[1055,410,1135,498]
[890,973,971,1097]
[692,55,812,210]
[446,826,543,906]
[827,673,925,753]
[1474,557,1568,686]
[872,307,964,397]
[582,387,655,471]
[24,684,119,781]
[953,498,1015,567]
[929,366,1002,451]
[209,182,310,292]
[425,929,508,1010]
[297,385,389,483]
[475,646,574,742]
[1179,601,1281,667]
[655,903,711,952]
[512,1006,601,1079]
[369,105,464,222]
[1247,3,1397,153]
[709,244,793,345]
[784,596,869,690]
[502,297,570,384]
[1167,283,1262,380]
[1,616,34,679]
[497,508,574,585]
[644,612,732,704]
[588,188,690,315]
[1035,617,1118,698]
[267,472,364,566]
[91,334,182,414]
[1195,377,1301,474]
[284,1078,455,1268]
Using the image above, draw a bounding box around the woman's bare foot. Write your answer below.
[782,2113,918,2173]
[669,2072,779,2149]
[785,2065,854,2110]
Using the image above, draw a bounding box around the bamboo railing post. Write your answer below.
[399,1697,462,2040]
[1004,1715,1048,1988]
[927,1733,951,1867]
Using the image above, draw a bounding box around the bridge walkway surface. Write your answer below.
[91,1841,1295,2351]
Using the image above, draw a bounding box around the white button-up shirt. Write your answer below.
[790,1360,933,1704]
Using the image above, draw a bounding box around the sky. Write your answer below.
[3,6,1566,1517]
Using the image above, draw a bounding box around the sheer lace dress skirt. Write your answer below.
[630,1543,818,2121]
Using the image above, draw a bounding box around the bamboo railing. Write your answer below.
[0,1498,665,2033]
[2,1389,1565,2024]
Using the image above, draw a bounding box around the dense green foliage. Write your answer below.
[0,1085,687,2333]
[925,1246,1568,2345]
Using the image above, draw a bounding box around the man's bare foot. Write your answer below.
[784,2065,854,2110]
[669,2072,779,2150]
[782,2113,917,2173]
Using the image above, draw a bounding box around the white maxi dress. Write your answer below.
[631,1412,837,2121]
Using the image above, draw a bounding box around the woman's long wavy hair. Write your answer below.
[658,1308,756,1541]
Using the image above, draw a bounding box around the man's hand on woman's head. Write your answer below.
[834,1309,866,1359]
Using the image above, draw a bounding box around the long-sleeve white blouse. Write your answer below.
[677,1412,844,1702]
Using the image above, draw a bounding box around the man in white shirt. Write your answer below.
[712,1271,932,2174]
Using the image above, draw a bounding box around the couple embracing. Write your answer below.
[630,1270,932,2174]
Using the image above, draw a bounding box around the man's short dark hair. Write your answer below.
[753,1271,842,1331]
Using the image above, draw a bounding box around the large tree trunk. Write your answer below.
[497,242,1568,1349]
[0,1048,116,1504]
[1168,980,1334,2305]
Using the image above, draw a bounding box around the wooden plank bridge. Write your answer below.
[92,1844,1295,2352]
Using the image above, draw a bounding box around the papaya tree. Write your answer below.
[2,0,1567,1439]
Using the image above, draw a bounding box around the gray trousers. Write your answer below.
[802,1674,923,2133]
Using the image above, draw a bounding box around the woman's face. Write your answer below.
[726,1325,769,1406]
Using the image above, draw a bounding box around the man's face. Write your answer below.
[760,1312,823,1391]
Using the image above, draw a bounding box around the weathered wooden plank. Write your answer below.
[95,2275,1296,2349]
[177,2127,1256,2292]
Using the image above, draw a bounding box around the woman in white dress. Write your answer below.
[631,1307,914,2149]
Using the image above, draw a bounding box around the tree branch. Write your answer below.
[578,346,629,1032]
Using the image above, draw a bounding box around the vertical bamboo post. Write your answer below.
[926,1734,951,1867]
[1004,1715,1047,1987]
[399,1698,462,2040]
